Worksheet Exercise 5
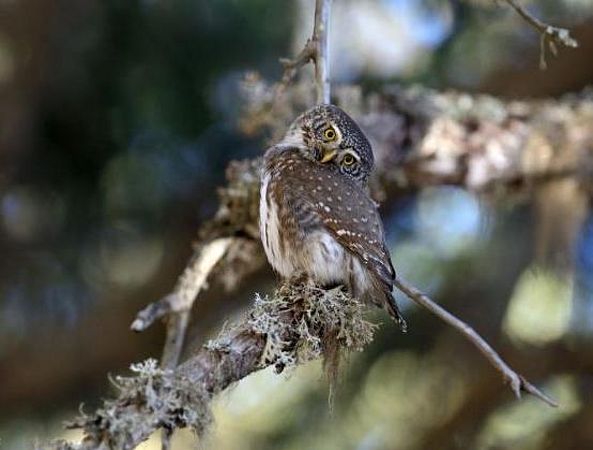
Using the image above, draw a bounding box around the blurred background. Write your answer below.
[1,0,592,449]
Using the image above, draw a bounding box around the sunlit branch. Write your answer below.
[131,238,233,450]
[131,238,233,367]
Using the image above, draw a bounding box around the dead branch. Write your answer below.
[501,0,578,68]
[393,276,557,406]
[279,0,332,103]
[131,238,234,450]
[131,238,234,367]
[132,238,232,450]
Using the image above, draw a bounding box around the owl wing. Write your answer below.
[318,186,406,329]
[319,188,395,289]
[274,153,405,328]
[277,155,394,284]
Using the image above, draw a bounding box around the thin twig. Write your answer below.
[502,0,577,69]
[313,0,331,103]
[393,275,558,407]
[279,0,332,104]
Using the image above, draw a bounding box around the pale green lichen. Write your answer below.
[45,282,377,450]
[48,359,212,450]
[249,281,377,373]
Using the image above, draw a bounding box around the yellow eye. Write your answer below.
[342,154,356,166]
[323,127,336,141]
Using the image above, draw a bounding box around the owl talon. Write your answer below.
[396,316,408,333]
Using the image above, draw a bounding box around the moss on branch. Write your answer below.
[46,281,375,450]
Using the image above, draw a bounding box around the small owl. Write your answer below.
[260,104,406,330]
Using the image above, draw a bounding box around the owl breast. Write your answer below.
[260,168,353,286]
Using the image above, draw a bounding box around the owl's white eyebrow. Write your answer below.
[342,149,361,160]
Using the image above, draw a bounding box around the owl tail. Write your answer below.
[385,292,407,333]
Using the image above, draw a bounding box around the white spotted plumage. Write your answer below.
[261,168,367,288]
[259,104,406,330]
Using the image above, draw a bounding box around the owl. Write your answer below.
[260,104,406,330]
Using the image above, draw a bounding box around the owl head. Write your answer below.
[282,104,374,183]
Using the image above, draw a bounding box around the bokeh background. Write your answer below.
[1,0,593,449]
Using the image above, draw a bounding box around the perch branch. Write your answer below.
[46,276,558,450]
[131,238,233,450]
[46,283,375,450]
[279,0,332,103]
[393,276,557,407]
[502,0,578,68]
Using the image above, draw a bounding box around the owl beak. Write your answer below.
[320,149,337,163]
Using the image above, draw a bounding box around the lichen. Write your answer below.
[45,282,377,450]
[249,281,377,373]
[50,359,212,450]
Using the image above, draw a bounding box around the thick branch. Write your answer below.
[46,275,558,449]
[47,283,375,450]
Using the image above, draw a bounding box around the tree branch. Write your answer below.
[46,283,375,450]
[313,0,331,103]
[502,0,578,69]
[131,238,234,450]
[131,238,233,363]
[46,274,559,449]
[279,0,332,103]
[393,276,557,407]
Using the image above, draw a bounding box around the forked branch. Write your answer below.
[502,0,578,68]
[279,0,332,103]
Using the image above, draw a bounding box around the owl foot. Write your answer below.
[394,313,408,334]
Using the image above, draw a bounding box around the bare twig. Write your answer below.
[502,0,578,69]
[161,238,233,367]
[393,276,558,407]
[279,0,332,103]
[131,238,233,350]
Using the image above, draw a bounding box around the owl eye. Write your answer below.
[323,127,337,141]
[342,153,356,166]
